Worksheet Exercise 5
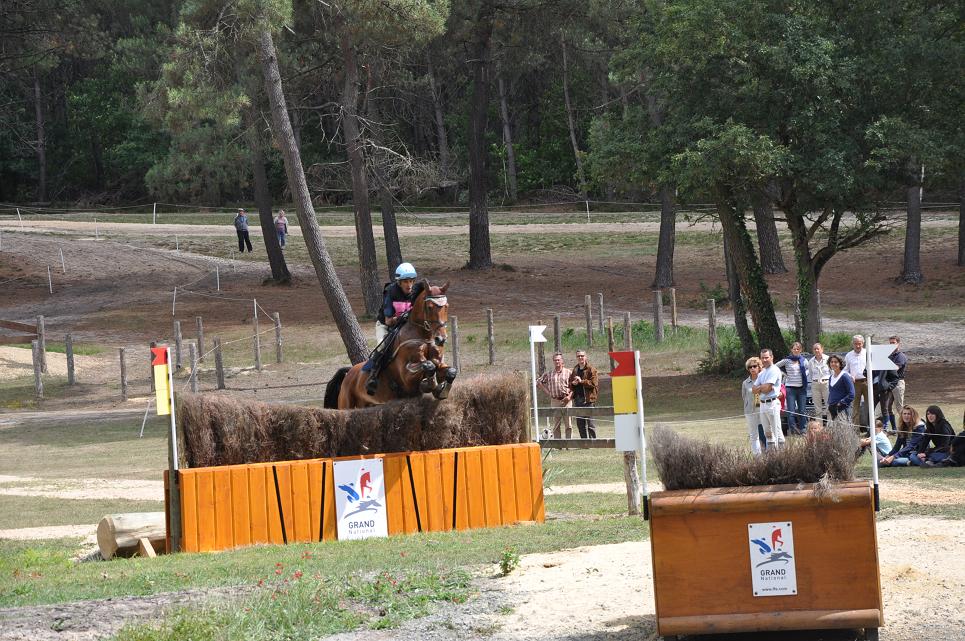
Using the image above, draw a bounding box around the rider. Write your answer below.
[367,262,418,395]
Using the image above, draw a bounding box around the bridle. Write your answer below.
[412,294,447,334]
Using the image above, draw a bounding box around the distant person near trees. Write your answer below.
[742,357,765,455]
[274,210,289,248]
[886,336,908,432]
[538,352,573,439]
[826,354,855,430]
[807,343,831,422]
[844,335,869,429]
[752,348,785,449]
[569,350,599,439]
[776,342,809,435]
[234,208,253,253]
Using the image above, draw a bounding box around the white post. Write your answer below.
[175,235,179,252]
[166,346,181,552]
[585,200,590,223]
[634,349,649,519]
[139,399,152,438]
[866,336,880,511]
[47,265,53,293]
[153,202,157,225]
[17,208,23,229]
[215,265,220,292]
[94,217,99,239]
[59,247,66,273]
[530,338,540,442]
[172,287,177,316]
[1,229,4,250]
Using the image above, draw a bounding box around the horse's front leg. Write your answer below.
[403,344,438,394]
[426,347,457,400]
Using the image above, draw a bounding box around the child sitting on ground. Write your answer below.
[859,420,892,461]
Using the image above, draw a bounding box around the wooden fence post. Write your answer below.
[553,314,562,353]
[536,319,546,375]
[273,312,283,363]
[31,340,43,398]
[188,343,199,393]
[607,316,615,370]
[708,299,718,357]
[196,316,205,362]
[486,308,495,365]
[597,292,605,333]
[253,300,262,371]
[214,338,225,390]
[65,333,75,385]
[119,348,128,401]
[451,315,460,372]
[149,341,156,392]
[623,451,641,516]
[654,289,665,343]
[670,287,678,331]
[624,312,632,350]
[36,315,47,373]
[173,320,183,370]
[584,295,593,347]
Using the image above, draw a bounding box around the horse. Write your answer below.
[323,280,457,409]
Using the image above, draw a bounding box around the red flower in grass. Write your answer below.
[293,570,303,580]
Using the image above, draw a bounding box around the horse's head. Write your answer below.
[411,279,449,346]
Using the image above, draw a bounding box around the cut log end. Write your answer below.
[97,512,166,560]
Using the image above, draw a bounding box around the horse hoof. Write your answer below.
[445,368,458,383]
[419,378,435,393]
[433,382,451,400]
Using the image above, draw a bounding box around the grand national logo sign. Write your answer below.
[333,459,388,540]
[747,521,798,596]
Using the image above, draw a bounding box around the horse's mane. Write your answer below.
[411,280,445,300]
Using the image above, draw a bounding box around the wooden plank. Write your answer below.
[409,453,429,534]
[659,610,883,637]
[540,438,616,449]
[0,319,37,332]
[464,449,485,529]
[383,455,406,536]
[230,467,251,548]
[440,451,456,531]
[275,464,294,543]
[265,467,284,545]
[512,445,534,521]
[248,465,269,544]
[213,468,233,550]
[527,443,546,523]
[137,537,157,558]
[496,447,518,525]
[196,471,216,552]
[308,461,323,541]
[652,481,871,516]
[321,462,337,541]
[423,452,446,532]
[400,455,419,534]
[480,448,501,527]
[179,471,198,553]
[290,462,311,542]
[0,334,37,345]
[454,451,470,530]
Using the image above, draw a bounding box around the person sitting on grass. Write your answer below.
[806,419,830,444]
[859,420,892,461]
[880,405,926,467]
[917,405,956,467]
[938,410,965,467]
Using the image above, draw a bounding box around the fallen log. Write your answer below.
[97,512,166,559]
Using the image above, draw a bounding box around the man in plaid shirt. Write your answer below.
[538,352,573,438]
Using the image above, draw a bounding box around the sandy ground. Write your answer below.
[0,516,961,641]
[0,347,103,382]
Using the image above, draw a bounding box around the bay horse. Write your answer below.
[323,280,457,409]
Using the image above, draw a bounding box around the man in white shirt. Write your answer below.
[752,348,785,448]
[845,335,869,429]
[807,342,831,421]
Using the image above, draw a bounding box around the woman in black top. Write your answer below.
[918,405,956,466]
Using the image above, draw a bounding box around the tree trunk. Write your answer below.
[496,73,518,203]
[753,195,787,274]
[724,236,757,356]
[34,74,46,202]
[467,4,495,270]
[717,199,787,356]
[426,54,450,175]
[258,28,367,364]
[785,211,821,346]
[364,65,403,276]
[899,162,924,284]
[652,185,675,288]
[958,174,965,267]
[560,31,587,195]
[97,512,166,560]
[248,114,291,284]
[338,29,382,315]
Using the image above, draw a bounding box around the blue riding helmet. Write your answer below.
[395,262,417,280]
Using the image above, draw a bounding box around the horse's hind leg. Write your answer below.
[432,366,458,399]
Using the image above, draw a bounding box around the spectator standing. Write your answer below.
[807,343,831,422]
[844,335,869,429]
[274,210,289,248]
[826,354,855,430]
[752,349,785,448]
[887,336,908,430]
[742,357,764,455]
[538,352,573,439]
[880,406,926,467]
[234,208,253,253]
[776,342,809,435]
[918,405,956,466]
[569,350,599,439]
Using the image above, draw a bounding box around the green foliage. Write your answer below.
[498,548,521,576]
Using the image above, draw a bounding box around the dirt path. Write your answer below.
[0,516,960,641]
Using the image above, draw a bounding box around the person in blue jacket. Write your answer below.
[826,354,855,429]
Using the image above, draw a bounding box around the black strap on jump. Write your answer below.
[318,461,327,542]
[406,454,423,533]
[451,452,460,530]
[272,465,288,544]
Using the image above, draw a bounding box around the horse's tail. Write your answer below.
[323,366,351,409]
